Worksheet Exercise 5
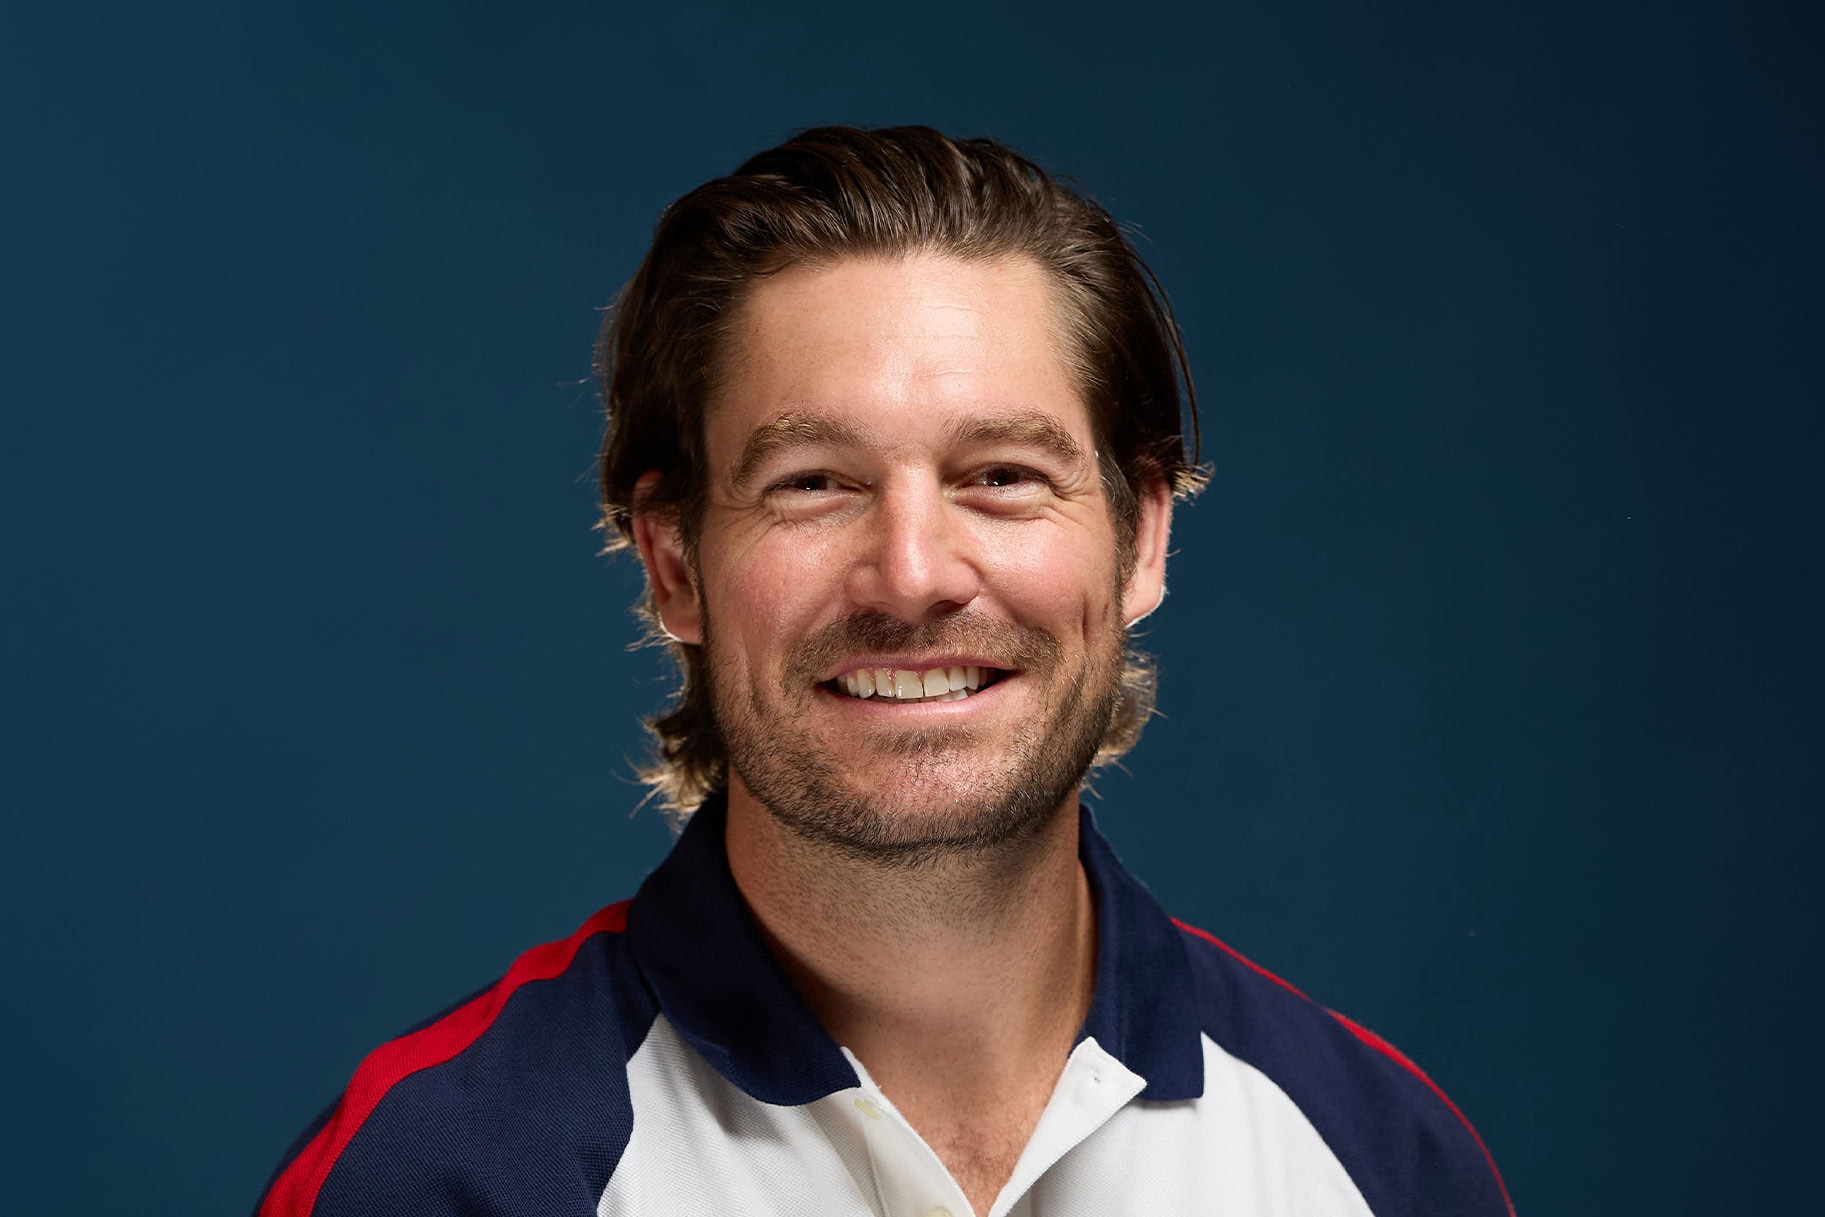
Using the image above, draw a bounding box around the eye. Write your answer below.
[770,472,842,494]
[969,465,1046,489]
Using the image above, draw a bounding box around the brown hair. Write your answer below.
[597,125,1204,817]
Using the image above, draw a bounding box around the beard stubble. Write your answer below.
[706,607,1127,868]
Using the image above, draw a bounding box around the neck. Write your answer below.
[723,773,1097,1091]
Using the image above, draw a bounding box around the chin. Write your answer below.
[747,759,1074,865]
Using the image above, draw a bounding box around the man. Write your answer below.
[258,126,1513,1216]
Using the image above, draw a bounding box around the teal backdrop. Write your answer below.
[3,1,1820,1212]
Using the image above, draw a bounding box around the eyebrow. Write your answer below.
[730,413,870,490]
[944,411,1088,468]
[727,407,1091,490]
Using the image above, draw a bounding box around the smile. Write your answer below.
[824,665,1004,703]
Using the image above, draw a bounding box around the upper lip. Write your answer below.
[817,657,1011,682]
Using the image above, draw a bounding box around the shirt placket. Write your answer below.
[837,1062,973,1217]
[987,1038,1146,1217]
[835,1040,1145,1217]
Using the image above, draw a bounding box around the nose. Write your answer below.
[843,477,982,622]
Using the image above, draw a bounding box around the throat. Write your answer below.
[724,769,1099,1109]
[894,1085,1051,1217]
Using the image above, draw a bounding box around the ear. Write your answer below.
[630,472,703,645]
[1121,480,1174,627]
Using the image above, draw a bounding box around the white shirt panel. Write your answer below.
[597,1016,883,1216]
[1013,1034,1375,1217]
[601,1018,1373,1217]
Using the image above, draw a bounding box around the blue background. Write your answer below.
[4,1,1820,1212]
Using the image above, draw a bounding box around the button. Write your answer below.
[853,1096,883,1121]
[923,1209,953,1217]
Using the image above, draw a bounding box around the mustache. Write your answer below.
[788,611,1062,681]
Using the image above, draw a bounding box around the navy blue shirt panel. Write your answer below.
[1179,926,1510,1217]
[311,929,654,1217]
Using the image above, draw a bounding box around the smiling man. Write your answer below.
[257,127,1512,1217]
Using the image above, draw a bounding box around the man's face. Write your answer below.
[640,252,1169,860]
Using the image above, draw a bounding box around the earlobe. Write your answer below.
[1121,480,1173,627]
[630,473,703,645]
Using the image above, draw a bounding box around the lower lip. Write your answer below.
[816,675,1011,714]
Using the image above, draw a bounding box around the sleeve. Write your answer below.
[252,903,643,1217]
[1329,1011,1515,1217]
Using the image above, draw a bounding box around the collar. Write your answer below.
[625,796,1205,1106]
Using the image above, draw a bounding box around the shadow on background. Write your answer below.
[3,1,1820,1212]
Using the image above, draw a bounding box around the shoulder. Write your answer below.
[1173,918,1515,1217]
[254,901,654,1217]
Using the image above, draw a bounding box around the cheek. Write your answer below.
[703,534,844,671]
[983,520,1122,637]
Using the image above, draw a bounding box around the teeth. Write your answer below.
[832,666,998,703]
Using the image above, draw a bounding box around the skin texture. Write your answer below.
[634,252,1171,1215]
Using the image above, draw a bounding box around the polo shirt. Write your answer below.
[257,798,1514,1216]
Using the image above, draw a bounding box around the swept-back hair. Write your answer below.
[597,125,1205,817]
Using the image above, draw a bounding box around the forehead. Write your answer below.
[708,252,1088,460]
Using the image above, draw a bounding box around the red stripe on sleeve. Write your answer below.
[1329,1011,1516,1217]
[259,899,632,1217]
[1172,918,1514,1216]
